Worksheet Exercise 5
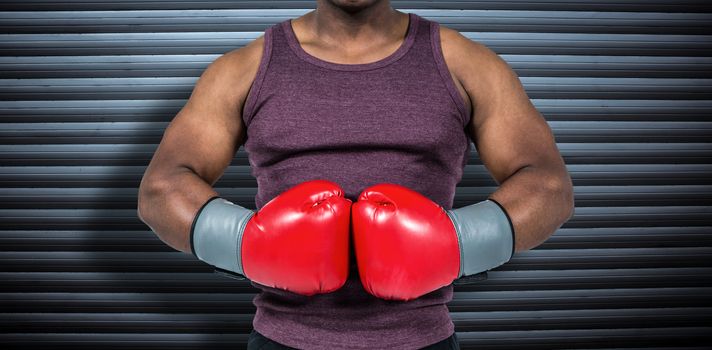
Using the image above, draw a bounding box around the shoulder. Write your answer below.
[209,32,265,81]
[437,24,518,103]
[224,32,266,69]
[195,32,266,105]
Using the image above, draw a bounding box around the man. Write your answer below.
[137,0,575,349]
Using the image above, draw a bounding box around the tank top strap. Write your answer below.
[243,13,469,128]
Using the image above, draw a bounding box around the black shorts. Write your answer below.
[246,329,460,350]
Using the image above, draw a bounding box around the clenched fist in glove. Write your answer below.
[191,179,352,296]
[352,183,515,301]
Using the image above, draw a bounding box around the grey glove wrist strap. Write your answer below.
[190,196,255,276]
[445,198,515,277]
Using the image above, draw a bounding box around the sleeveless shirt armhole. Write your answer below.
[242,26,274,128]
[429,21,471,128]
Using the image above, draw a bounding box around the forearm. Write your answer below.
[488,164,575,253]
[137,167,219,254]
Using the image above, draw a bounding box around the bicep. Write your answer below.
[146,48,257,186]
[464,44,560,185]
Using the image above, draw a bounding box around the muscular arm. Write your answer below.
[444,30,575,253]
[137,37,262,254]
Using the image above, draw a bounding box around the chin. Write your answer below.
[326,0,383,13]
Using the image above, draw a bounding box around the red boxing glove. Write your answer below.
[242,179,352,295]
[352,183,460,301]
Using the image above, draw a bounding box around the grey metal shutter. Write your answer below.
[1,1,711,349]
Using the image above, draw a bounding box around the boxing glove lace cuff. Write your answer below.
[445,198,515,277]
[190,196,255,276]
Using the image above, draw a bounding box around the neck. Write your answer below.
[307,1,404,47]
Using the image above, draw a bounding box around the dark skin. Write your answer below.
[137,0,575,255]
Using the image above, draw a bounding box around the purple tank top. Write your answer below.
[241,13,472,349]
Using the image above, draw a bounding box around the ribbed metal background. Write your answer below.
[1,1,711,349]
